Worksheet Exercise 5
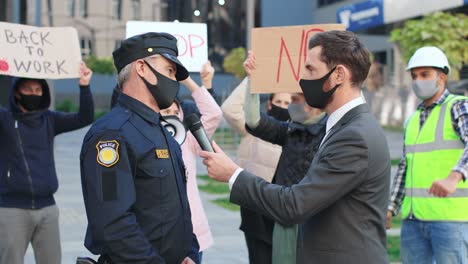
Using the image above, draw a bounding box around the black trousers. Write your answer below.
[241,207,274,264]
[244,233,272,264]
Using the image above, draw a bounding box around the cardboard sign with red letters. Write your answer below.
[126,21,208,72]
[250,24,345,94]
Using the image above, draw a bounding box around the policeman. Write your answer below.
[80,32,199,264]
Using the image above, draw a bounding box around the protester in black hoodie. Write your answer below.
[0,62,94,264]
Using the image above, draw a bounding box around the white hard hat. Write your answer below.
[406,46,450,74]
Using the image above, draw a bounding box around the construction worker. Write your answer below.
[387,46,468,263]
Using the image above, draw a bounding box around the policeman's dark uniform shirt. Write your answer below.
[80,93,199,263]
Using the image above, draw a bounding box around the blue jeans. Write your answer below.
[198,251,203,263]
[401,219,468,264]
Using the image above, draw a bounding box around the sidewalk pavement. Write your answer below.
[24,126,403,263]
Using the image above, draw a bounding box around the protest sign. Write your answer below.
[251,24,345,93]
[0,22,81,79]
[126,21,208,72]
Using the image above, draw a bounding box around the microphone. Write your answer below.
[184,113,214,152]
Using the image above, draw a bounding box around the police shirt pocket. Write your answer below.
[136,160,172,203]
[139,161,170,178]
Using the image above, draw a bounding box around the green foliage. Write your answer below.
[212,197,240,211]
[391,159,400,166]
[198,174,238,210]
[94,110,108,120]
[56,99,78,112]
[56,99,107,121]
[198,175,210,181]
[391,215,402,228]
[85,55,116,75]
[223,47,247,79]
[198,174,230,194]
[199,180,230,194]
[390,12,468,79]
[387,236,401,262]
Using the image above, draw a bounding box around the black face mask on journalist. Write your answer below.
[299,66,340,109]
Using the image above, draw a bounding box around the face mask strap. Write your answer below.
[321,66,337,81]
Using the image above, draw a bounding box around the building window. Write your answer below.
[79,0,88,18]
[112,0,122,20]
[67,0,75,17]
[318,0,345,7]
[132,0,141,20]
[81,38,93,56]
[152,0,168,21]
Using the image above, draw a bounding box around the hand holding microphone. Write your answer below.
[186,113,240,182]
[184,113,214,152]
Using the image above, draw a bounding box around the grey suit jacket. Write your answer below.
[230,104,391,264]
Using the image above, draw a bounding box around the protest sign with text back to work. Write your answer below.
[251,24,346,94]
[0,22,81,79]
[126,21,208,72]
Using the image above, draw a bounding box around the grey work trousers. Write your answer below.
[0,205,61,264]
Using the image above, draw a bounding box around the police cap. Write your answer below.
[112,32,189,81]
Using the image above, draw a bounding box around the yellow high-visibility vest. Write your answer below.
[401,94,468,221]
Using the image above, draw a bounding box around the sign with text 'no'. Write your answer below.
[0,22,81,79]
[126,21,208,72]
[251,24,346,94]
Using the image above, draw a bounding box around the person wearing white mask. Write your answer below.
[387,46,468,263]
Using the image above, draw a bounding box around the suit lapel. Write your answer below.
[319,104,369,149]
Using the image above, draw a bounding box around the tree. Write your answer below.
[85,55,116,75]
[390,12,468,80]
[223,47,246,79]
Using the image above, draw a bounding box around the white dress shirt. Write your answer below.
[229,96,366,190]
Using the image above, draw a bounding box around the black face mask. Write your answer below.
[299,67,340,109]
[140,60,179,109]
[268,104,290,121]
[18,94,42,111]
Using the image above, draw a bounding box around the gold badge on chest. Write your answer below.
[155,149,169,159]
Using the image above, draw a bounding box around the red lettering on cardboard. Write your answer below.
[276,28,325,83]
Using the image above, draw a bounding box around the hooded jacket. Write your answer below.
[247,114,327,186]
[0,78,94,209]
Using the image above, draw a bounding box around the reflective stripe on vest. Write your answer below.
[401,94,468,221]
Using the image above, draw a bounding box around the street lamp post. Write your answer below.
[13,0,21,23]
[35,0,41,26]
[246,0,255,49]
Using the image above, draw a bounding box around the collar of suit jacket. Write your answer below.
[320,103,369,148]
[326,96,366,133]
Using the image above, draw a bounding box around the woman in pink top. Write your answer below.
[160,62,222,262]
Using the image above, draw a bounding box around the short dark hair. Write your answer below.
[269,94,274,101]
[308,31,371,87]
